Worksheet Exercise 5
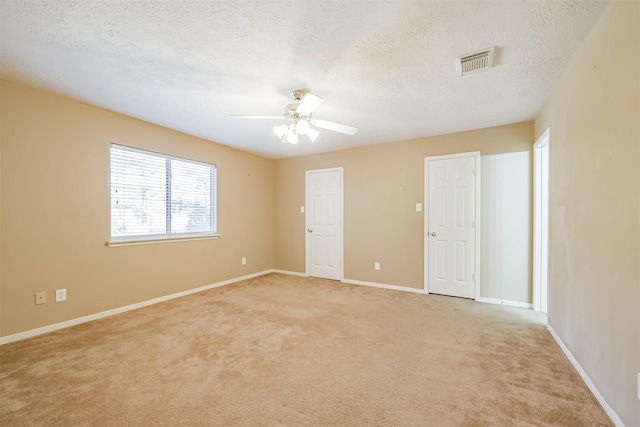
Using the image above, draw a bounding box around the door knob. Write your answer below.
[430,232,437,237]
[307,229,313,233]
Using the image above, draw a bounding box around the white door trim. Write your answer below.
[533,128,550,313]
[305,167,344,280]
[423,152,481,299]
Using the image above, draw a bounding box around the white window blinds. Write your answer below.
[110,144,217,242]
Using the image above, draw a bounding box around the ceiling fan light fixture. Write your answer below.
[274,124,288,139]
[306,127,319,142]
[296,119,310,135]
[286,132,299,144]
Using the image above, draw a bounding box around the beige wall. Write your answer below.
[534,0,640,424]
[0,81,275,337]
[275,121,533,303]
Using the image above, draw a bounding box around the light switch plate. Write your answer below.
[300,206,305,213]
[416,203,422,212]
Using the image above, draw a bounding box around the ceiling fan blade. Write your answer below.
[296,93,323,115]
[230,115,284,119]
[313,119,358,135]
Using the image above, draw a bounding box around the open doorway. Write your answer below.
[533,128,550,314]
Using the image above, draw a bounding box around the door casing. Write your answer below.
[533,128,550,314]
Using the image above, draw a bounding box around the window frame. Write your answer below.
[108,144,219,247]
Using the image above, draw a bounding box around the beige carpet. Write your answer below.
[1,273,611,426]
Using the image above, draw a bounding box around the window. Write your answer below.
[110,144,217,244]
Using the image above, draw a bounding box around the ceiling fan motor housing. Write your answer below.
[284,102,311,122]
[291,89,307,101]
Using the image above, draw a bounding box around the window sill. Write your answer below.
[106,234,221,247]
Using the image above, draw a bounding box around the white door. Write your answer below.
[306,168,343,280]
[425,153,479,299]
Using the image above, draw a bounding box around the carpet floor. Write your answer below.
[1,273,612,426]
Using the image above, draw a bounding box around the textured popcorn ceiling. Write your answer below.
[0,0,610,159]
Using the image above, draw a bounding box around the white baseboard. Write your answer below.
[269,269,308,277]
[341,279,537,309]
[476,296,533,309]
[341,278,428,294]
[547,325,624,427]
[0,270,273,346]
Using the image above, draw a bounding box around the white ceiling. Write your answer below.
[0,0,610,159]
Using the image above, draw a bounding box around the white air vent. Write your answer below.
[456,47,495,77]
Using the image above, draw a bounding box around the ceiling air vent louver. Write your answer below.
[456,47,495,77]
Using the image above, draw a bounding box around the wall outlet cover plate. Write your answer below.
[35,291,46,305]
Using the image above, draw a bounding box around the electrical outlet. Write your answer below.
[55,288,67,302]
[374,262,380,271]
[241,257,247,265]
[35,291,46,305]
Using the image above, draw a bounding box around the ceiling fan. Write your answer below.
[231,89,358,144]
